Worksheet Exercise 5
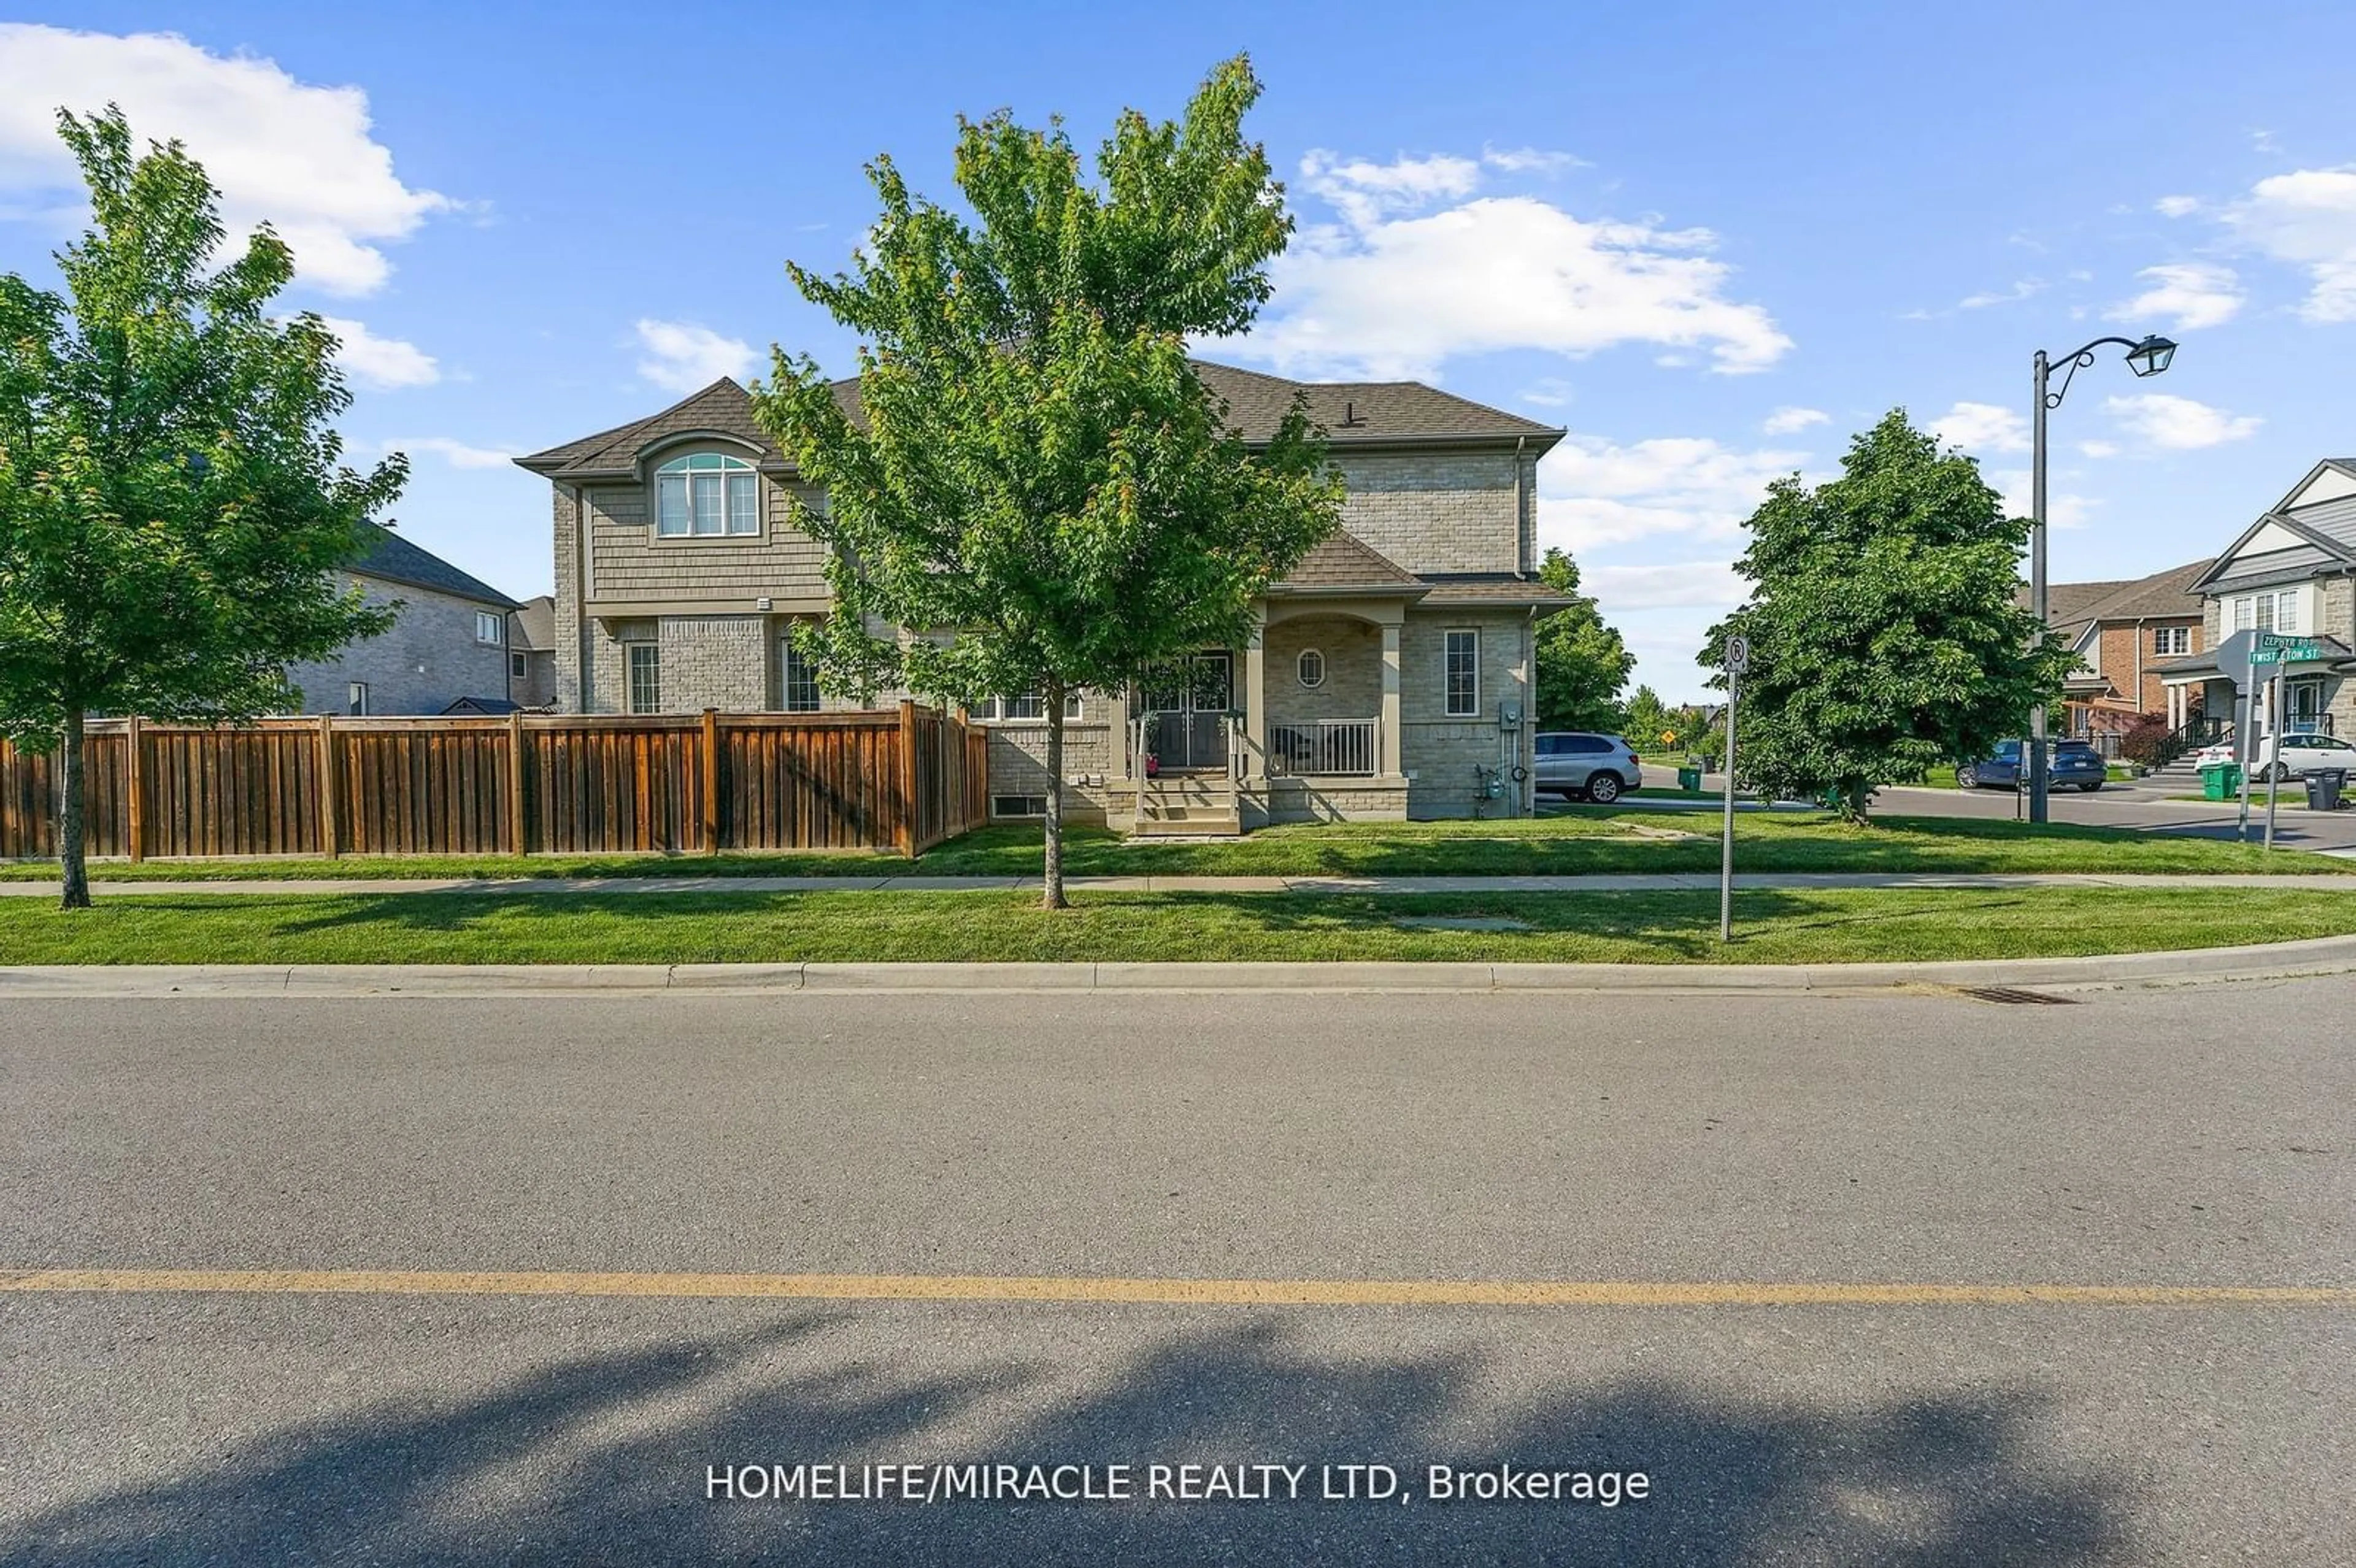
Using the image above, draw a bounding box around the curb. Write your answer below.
[4,934,2355,997]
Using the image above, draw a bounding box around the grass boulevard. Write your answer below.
[4,885,2355,967]
[1,810,2345,884]
[5,813,2347,966]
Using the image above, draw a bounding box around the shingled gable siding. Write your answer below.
[1398,609,1534,818]
[1334,450,1524,576]
[583,463,829,604]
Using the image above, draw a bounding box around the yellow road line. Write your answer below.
[1,1269,2350,1308]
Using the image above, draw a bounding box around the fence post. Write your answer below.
[701,707,722,855]
[507,709,528,857]
[896,699,920,857]
[318,712,339,858]
[124,715,144,863]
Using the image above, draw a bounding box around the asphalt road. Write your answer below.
[4,985,2352,1564]
[1623,776,2356,853]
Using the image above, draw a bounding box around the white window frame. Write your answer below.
[475,610,504,646]
[346,682,369,716]
[2153,625,2190,655]
[779,639,822,712]
[980,692,1082,723]
[1297,648,1326,689]
[510,651,528,680]
[1443,629,1480,718]
[653,452,763,539]
[626,642,662,714]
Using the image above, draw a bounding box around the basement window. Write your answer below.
[991,794,1050,818]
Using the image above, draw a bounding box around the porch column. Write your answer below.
[1243,606,1268,781]
[1379,621,1403,776]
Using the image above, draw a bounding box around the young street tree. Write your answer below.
[1533,545,1634,732]
[754,56,1343,909]
[1701,410,2072,820]
[0,109,401,909]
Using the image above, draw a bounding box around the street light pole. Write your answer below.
[2023,332,2177,826]
[2029,351,2051,823]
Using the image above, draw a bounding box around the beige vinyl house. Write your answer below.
[515,361,1569,830]
[2155,458,2356,740]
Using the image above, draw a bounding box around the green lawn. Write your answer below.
[2,885,2353,966]
[3,809,2349,883]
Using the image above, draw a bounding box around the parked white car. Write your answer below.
[2191,732,2356,780]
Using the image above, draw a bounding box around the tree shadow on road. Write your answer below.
[4,1305,2122,1567]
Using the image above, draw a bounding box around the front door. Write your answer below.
[1143,652,1233,771]
[2288,677,2327,733]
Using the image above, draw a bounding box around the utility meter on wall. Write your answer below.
[1497,700,1522,732]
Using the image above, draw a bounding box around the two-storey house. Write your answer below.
[2155,458,2356,739]
[516,361,1569,828]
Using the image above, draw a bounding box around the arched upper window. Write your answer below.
[655,452,762,538]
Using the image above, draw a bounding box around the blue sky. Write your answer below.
[4,2,2353,700]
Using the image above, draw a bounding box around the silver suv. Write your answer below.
[1534,732,1642,803]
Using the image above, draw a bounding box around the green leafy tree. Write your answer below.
[0,108,399,909]
[754,58,1343,909]
[1700,410,2071,820]
[1620,685,1673,750]
[1532,546,1634,732]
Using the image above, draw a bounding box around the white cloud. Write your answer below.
[2077,439,2120,459]
[1761,405,1828,435]
[1480,144,1586,175]
[0,25,453,296]
[1985,468,2096,529]
[2154,195,2201,218]
[1238,152,1790,380]
[2223,166,2356,322]
[387,436,512,470]
[1958,278,2044,310]
[2102,392,2262,450]
[1585,559,1746,612]
[1930,401,2029,455]
[2106,262,2243,331]
[1537,432,1806,552]
[634,318,757,393]
[1298,149,1480,229]
[319,316,437,389]
[1517,377,1576,407]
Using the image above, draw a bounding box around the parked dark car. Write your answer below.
[1957,739,2106,792]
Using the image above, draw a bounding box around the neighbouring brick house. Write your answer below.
[516,361,1570,828]
[2154,458,2356,740]
[281,525,522,716]
[2035,559,2211,739]
[506,594,560,710]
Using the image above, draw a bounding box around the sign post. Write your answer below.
[2248,634,2322,850]
[1720,634,1748,943]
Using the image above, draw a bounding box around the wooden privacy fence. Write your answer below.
[0,704,990,862]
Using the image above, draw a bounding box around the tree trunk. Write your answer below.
[1041,687,1068,911]
[58,707,91,911]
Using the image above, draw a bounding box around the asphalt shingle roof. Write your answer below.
[517,361,1560,480]
[348,526,517,609]
[1275,532,1423,592]
[509,594,555,651]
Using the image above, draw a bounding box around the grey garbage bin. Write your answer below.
[2305,767,2347,811]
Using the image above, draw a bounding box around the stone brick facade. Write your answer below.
[1333,450,1532,576]
[283,576,512,715]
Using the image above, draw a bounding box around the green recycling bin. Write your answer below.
[2200,763,2241,801]
[1677,766,1703,793]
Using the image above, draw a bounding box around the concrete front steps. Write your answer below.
[1131,774,1241,838]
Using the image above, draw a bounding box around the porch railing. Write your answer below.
[1268,718,1377,778]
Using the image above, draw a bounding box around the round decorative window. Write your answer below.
[1297,648,1326,689]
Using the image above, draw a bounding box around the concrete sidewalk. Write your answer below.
[4,869,2356,897]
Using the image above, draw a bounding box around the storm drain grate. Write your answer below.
[1958,986,2079,1005]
